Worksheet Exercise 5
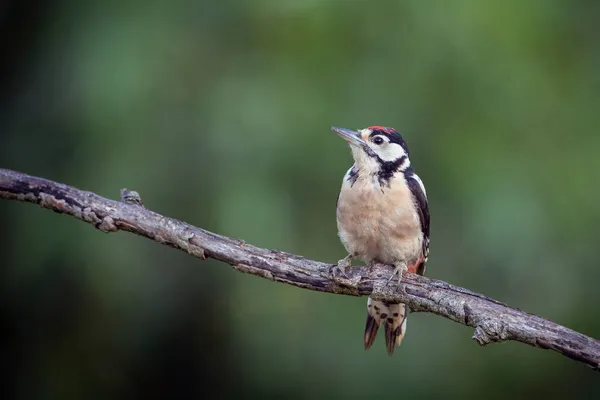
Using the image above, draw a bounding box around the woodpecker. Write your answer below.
[331,125,430,356]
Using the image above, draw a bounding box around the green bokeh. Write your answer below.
[1,0,599,398]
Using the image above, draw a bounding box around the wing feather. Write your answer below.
[406,173,430,274]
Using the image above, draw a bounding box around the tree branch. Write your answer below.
[1,168,598,371]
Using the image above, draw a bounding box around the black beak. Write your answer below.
[331,126,366,146]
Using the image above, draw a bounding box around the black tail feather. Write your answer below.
[364,314,379,350]
[384,323,402,356]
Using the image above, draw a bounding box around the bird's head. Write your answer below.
[332,126,411,174]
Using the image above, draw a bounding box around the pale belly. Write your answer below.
[336,178,422,265]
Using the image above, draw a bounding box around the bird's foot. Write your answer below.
[387,261,408,289]
[330,254,353,279]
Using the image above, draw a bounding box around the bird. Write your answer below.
[331,125,430,356]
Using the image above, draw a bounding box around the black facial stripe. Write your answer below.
[347,167,359,186]
[362,145,378,158]
[377,155,408,187]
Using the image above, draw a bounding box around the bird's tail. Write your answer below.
[364,297,408,356]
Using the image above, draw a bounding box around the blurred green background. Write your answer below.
[1,0,600,398]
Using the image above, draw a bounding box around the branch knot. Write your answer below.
[473,319,510,346]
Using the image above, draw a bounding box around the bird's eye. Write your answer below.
[373,136,385,145]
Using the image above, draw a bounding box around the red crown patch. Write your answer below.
[368,126,396,134]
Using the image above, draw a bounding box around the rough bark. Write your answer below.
[1,168,599,371]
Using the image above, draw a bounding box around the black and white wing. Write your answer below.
[406,172,430,275]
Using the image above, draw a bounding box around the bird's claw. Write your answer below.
[387,262,408,289]
[330,265,349,279]
[330,254,353,279]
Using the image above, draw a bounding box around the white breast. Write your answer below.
[336,171,422,265]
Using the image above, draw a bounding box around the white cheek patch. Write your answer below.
[373,143,406,162]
